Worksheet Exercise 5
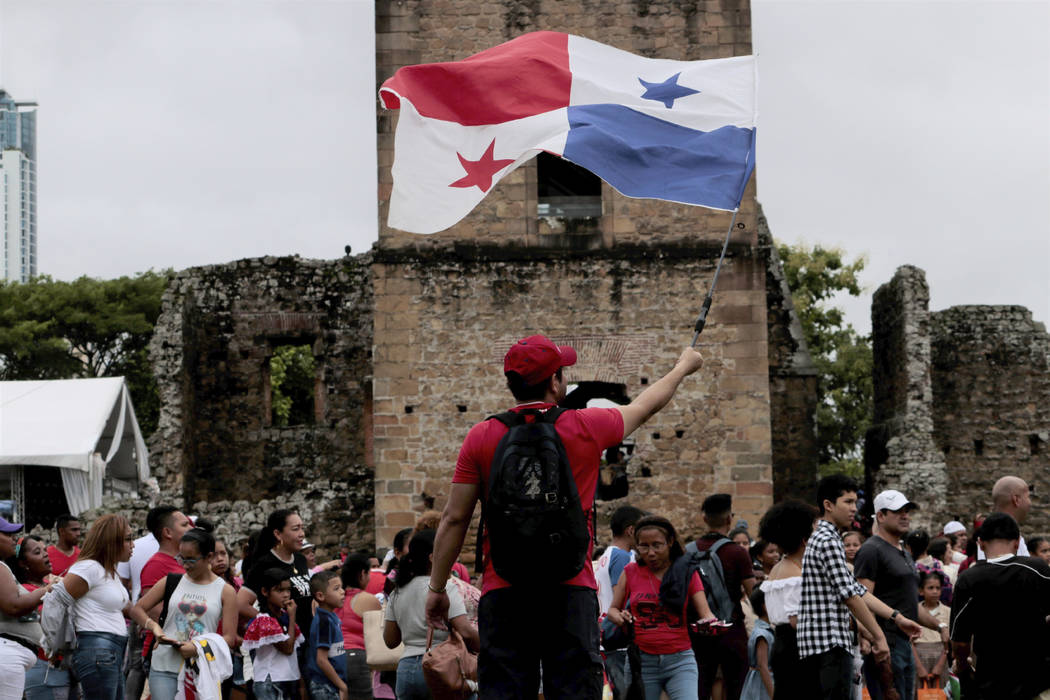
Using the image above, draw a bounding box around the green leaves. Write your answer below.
[270,344,316,427]
[0,271,171,434]
[779,243,873,479]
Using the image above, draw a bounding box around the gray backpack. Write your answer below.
[685,538,735,622]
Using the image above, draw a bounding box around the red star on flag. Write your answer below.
[449,139,515,192]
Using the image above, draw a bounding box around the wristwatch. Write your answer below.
[890,609,900,621]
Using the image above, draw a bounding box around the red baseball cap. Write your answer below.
[503,335,577,386]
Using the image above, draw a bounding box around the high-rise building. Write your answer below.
[0,90,37,282]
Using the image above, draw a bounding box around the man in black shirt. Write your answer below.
[950,512,1050,699]
[854,490,948,700]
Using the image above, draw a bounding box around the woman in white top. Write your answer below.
[383,530,478,700]
[65,514,135,700]
[131,528,237,700]
[758,500,814,700]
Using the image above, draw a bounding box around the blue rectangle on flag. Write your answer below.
[563,104,756,212]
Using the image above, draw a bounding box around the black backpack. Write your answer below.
[475,407,591,585]
[685,538,735,623]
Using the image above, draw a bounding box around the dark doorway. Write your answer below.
[562,382,633,500]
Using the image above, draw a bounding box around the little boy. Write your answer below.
[306,570,349,700]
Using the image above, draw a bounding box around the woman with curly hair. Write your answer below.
[758,500,817,699]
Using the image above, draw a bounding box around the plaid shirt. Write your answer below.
[797,518,868,658]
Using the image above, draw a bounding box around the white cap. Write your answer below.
[873,490,916,512]
[301,539,315,549]
[943,521,966,535]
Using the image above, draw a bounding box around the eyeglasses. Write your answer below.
[176,555,201,568]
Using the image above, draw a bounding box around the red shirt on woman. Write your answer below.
[621,562,703,654]
[336,588,367,650]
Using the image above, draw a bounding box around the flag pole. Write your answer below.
[690,208,739,347]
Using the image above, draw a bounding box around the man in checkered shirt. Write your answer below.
[797,475,922,699]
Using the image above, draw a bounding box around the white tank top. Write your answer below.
[152,576,227,673]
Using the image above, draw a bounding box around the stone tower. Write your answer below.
[372,0,814,549]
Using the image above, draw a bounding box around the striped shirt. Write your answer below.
[797,519,868,658]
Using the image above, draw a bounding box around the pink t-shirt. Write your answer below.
[622,562,703,655]
[453,403,624,595]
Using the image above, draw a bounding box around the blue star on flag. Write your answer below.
[638,72,700,108]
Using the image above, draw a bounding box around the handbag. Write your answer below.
[421,625,477,700]
[363,609,403,672]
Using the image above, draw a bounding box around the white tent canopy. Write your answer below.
[0,377,149,516]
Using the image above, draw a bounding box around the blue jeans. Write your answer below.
[630,650,698,700]
[863,634,914,700]
[24,657,71,700]
[73,632,127,700]
[253,677,299,700]
[396,655,430,700]
[308,679,341,700]
[147,669,180,700]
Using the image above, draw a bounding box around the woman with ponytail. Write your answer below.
[237,510,314,638]
[382,530,478,700]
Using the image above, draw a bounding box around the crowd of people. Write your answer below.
[0,334,1045,700]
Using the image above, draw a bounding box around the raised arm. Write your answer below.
[617,347,703,438]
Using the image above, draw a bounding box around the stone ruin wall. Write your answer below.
[372,242,780,554]
[866,265,1050,534]
[144,256,376,555]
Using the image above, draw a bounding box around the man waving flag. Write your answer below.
[380,31,757,234]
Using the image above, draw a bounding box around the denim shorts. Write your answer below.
[73,632,127,700]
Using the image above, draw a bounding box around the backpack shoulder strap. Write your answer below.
[158,573,182,628]
[685,540,699,555]
[486,411,525,428]
[708,537,731,554]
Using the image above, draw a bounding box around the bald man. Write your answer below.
[978,476,1032,559]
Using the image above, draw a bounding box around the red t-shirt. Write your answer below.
[139,551,185,657]
[622,562,703,654]
[365,569,386,596]
[46,545,79,577]
[453,403,624,595]
[336,589,367,650]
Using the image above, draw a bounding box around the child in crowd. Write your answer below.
[1028,536,1050,565]
[842,530,863,570]
[243,568,304,700]
[307,570,349,700]
[913,572,950,690]
[740,588,774,700]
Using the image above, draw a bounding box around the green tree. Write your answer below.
[270,344,316,427]
[0,272,171,434]
[778,243,873,479]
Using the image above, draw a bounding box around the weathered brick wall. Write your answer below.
[372,241,779,549]
[866,265,1050,535]
[931,306,1050,532]
[149,256,376,555]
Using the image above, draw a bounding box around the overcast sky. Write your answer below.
[0,0,1046,334]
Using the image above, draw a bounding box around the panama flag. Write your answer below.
[379,31,757,234]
